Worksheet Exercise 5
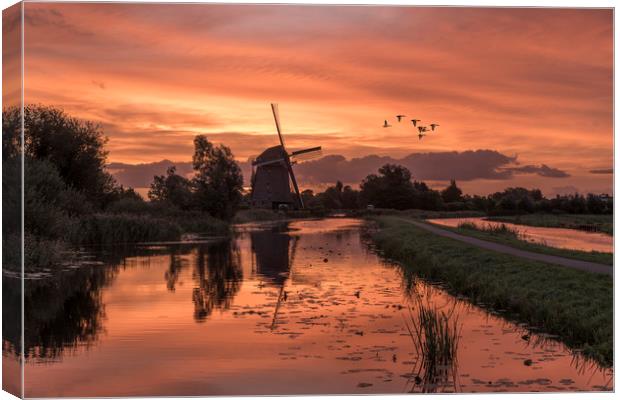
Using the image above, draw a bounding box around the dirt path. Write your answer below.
[402,219,613,276]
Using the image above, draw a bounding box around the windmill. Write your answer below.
[250,104,322,209]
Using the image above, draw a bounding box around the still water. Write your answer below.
[427,217,613,253]
[3,218,612,396]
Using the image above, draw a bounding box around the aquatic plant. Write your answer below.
[404,298,462,393]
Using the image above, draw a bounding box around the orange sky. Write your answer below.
[16,4,613,195]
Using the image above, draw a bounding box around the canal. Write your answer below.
[3,218,612,396]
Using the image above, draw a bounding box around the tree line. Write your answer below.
[295,164,613,215]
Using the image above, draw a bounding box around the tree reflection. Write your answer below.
[192,240,242,322]
[3,264,117,362]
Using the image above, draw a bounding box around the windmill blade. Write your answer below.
[291,150,323,162]
[290,146,322,162]
[270,235,299,331]
[288,165,304,209]
[271,103,286,150]
[252,157,286,168]
[290,146,322,157]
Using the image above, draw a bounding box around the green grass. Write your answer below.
[488,214,613,236]
[436,220,613,266]
[370,216,613,367]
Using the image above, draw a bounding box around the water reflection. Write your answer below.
[251,223,293,287]
[13,219,613,397]
[192,241,242,322]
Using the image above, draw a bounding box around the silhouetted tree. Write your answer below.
[361,164,416,209]
[441,179,463,203]
[341,185,361,209]
[148,166,194,210]
[192,135,243,220]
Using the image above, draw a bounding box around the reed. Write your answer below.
[404,298,461,392]
[457,221,520,237]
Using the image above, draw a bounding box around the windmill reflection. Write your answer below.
[249,223,298,330]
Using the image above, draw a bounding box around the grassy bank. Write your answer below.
[488,214,613,236]
[370,216,613,366]
[435,220,613,265]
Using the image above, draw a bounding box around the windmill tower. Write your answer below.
[250,104,322,210]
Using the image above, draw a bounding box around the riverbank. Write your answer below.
[369,216,613,366]
[488,214,613,236]
[429,219,613,265]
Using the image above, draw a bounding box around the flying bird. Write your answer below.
[383,120,392,128]
[418,132,426,140]
[396,115,406,122]
[417,126,428,134]
[410,119,421,127]
[430,123,440,131]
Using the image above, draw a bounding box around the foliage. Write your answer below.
[68,213,183,245]
[371,216,613,366]
[4,105,116,208]
[192,135,244,220]
[441,179,462,203]
[361,164,417,209]
[148,166,194,210]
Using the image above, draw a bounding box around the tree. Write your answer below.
[441,179,463,203]
[360,164,415,210]
[3,105,116,208]
[192,135,243,220]
[318,181,344,209]
[341,185,361,209]
[148,166,194,210]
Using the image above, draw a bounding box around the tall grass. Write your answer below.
[457,221,520,237]
[404,298,461,393]
[68,213,183,245]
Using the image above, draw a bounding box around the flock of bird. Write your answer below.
[383,114,440,140]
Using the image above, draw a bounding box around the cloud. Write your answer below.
[108,160,193,189]
[109,149,569,190]
[590,168,613,174]
[506,164,570,178]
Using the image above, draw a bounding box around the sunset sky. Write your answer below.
[14,3,614,195]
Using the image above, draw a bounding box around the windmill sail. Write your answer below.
[271,103,286,149]
[270,103,304,209]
